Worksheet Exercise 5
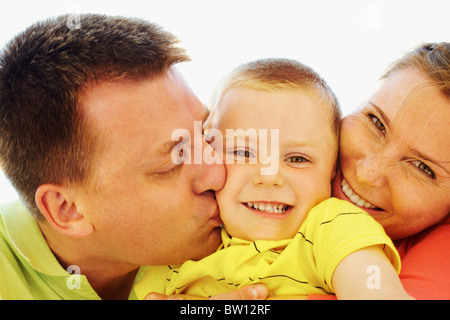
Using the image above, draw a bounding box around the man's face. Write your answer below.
[76,68,225,266]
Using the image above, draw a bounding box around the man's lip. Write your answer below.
[210,207,223,226]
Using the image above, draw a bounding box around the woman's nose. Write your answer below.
[355,154,387,187]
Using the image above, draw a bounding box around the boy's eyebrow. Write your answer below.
[220,132,319,147]
[368,102,391,128]
[222,132,258,140]
[283,141,319,148]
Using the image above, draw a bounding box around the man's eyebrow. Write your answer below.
[158,139,184,156]
[154,106,208,157]
[138,139,183,172]
[368,102,391,128]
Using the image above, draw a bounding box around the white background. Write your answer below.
[0,0,449,202]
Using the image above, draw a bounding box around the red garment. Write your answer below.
[394,215,450,300]
[308,215,450,300]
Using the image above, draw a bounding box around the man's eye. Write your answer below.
[369,114,386,133]
[154,163,183,180]
[412,160,435,178]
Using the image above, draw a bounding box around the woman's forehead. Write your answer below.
[371,68,450,176]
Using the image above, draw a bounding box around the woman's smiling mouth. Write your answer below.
[340,178,379,210]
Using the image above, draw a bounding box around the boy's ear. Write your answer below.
[35,184,93,237]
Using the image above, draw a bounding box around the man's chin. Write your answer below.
[191,227,222,261]
[168,227,222,264]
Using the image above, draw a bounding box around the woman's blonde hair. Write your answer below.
[382,42,450,97]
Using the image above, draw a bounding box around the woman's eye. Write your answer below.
[412,160,435,178]
[369,114,386,133]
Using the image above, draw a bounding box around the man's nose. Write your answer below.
[192,139,226,194]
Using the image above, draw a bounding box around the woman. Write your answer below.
[331,42,450,299]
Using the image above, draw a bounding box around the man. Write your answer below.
[0,14,267,300]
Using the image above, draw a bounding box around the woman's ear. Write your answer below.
[35,184,93,237]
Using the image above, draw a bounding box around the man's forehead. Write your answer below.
[79,70,208,160]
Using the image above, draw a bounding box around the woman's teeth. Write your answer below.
[246,202,288,214]
[341,179,377,209]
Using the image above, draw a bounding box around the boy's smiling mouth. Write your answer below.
[244,201,291,214]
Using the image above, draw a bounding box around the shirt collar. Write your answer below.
[220,228,291,251]
[1,200,68,276]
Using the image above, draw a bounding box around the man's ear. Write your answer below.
[35,184,93,237]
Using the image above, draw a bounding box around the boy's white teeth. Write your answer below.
[341,179,376,209]
[246,202,288,214]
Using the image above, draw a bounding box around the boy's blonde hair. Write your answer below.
[206,58,341,139]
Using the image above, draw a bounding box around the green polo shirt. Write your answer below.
[0,200,144,300]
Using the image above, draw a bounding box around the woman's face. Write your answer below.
[332,68,450,240]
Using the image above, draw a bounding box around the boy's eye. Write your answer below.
[412,160,435,178]
[285,155,310,167]
[369,114,386,133]
[286,156,307,163]
[234,149,252,158]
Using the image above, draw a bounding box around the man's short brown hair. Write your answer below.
[0,14,189,219]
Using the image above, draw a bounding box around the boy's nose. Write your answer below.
[252,169,285,188]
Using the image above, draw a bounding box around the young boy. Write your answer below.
[134,58,412,299]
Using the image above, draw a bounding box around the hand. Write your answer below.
[144,284,269,300]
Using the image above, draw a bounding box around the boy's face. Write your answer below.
[211,87,338,241]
